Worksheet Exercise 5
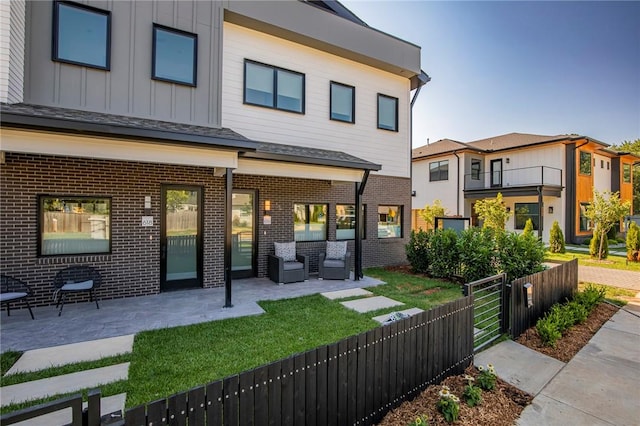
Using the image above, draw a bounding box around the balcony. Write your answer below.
[464,166,563,198]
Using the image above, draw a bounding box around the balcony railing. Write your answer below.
[464,166,562,191]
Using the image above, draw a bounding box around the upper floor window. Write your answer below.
[471,159,481,180]
[378,205,402,238]
[152,24,197,86]
[377,94,398,131]
[330,82,355,123]
[579,151,592,175]
[39,196,111,256]
[52,1,111,70]
[515,203,539,230]
[623,164,632,183]
[244,60,305,113]
[294,203,327,241]
[429,160,449,182]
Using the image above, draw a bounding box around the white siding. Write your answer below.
[483,144,565,188]
[593,153,611,192]
[411,154,459,215]
[221,23,411,178]
[503,195,563,243]
[0,0,25,104]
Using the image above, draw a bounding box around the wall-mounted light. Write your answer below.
[548,206,554,214]
[144,196,152,215]
[505,158,510,164]
[264,200,271,214]
[506,207,511,213]
[411,190,417,197]
[524,282,534,308]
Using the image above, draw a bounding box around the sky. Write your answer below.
[341,1,640,148]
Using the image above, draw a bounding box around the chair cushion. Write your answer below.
[0,292,28,302]
[326,241,347,260]
[274,241,296,262]
[60,280,94,291]
[323,259,345,268]
[283,261,304,271]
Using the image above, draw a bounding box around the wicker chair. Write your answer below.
[1,275,35,320]
[53,265,102,316]
[267,241,309,284]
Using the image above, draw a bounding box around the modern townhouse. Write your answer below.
[411,133,637,243]
[0,0,428,308]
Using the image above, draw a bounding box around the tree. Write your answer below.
[548,220,566,253]
[474,193,511,231]
[584,190,631,260]
[611,139,640,213]
[419,199,447,230]
[627,222,640,262]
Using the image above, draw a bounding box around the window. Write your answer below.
[579,202,592,232]
[378,205,402,238]
[579,151,591,175]
[39,196,111,256]
[471,159,481,180]
[244,60,304,113]
[336,204,365,240]
[607,161,610,170]
[52,1,111,70]
[601,160,604,169]
[623,164,631,183]
[514,203,539,230]
[330,82,355,123]
[152,24,197,86]
[294,203,327,241]
[429,160,449,182]
[377,94,398,131]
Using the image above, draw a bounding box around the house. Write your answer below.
[0,0,428,308]
[411,133,637,243]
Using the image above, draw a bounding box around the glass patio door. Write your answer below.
[491,159,503,187]
[161,186,202,291]
[231,190,256,279]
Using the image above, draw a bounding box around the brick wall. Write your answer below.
[1,152,411,308]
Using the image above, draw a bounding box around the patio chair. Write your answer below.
[268,241,309,284]
[1,275,35,320]
[318,241,351,280]
[53,265,102,316]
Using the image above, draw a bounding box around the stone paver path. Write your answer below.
[321,288,372,300]
[341,296,404,313]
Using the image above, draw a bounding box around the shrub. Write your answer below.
[457,227,497,283]
[548,220,566,253]
[536,316,562,347]
[406,230,433,274]
[495,231,545,282]
[521,218,534,238]
[429,229,459,279]
[589,226,609,259]
[582,238,591,246]
[573,284,605,311]
[627,222,640,262]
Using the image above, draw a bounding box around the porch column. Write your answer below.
[355,170,370,280]
[224,168,233,307]
[538,186,544,239]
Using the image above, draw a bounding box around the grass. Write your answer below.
[545,249,640,272]
[578,282,636,306]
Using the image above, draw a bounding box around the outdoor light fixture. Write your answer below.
[264,200,271,214]
[506,158,510,164]
[524,282,534,308]
[144,196,151,215]
[506,207,511,213]
[548,206,554,214]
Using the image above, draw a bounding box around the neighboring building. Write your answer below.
[412,133,638,243]
[0,0,428,307]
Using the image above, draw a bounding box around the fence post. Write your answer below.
[85,389,101,426]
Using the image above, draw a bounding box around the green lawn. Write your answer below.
[545,249,640,272]
[1,268,464,412]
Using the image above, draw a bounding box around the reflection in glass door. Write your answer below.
[161,186,202,291]
[231,191,256,279]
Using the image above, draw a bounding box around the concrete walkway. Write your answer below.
[477,305,640,425]
[578,265,640,291]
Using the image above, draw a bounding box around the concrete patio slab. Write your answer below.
[341,296,403,313]
[517,393,612,426]
[1,363,130,407]
[13,393,126,426]
[372,307,423,324]
[321,288,372,300]
[6,335,134,375]
[474,340,565,396]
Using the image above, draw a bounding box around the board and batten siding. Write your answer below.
[483,144,565,188]
[221,22,411,178]
[0,0,25,104]
[593,153,612,193]
[23,0,223,126]
[412,154,460,216]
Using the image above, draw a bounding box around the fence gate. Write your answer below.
[464,273,508,352]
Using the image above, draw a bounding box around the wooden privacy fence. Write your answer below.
[510,259,578,338]
[124,297,474,426]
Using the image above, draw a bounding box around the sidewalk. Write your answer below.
[476,303,640,425]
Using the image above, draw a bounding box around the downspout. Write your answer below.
[453,151,461,216]
[409,70,430,229]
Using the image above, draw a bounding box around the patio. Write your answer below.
[0,274,384,352]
